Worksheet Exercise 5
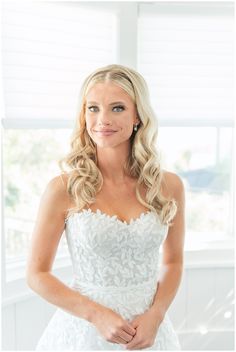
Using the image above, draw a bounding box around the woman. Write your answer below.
[26,64,185,350]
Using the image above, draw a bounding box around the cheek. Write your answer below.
[121,119,134,133]
[118,124,134,141]
[85,115,93,129]
[85,117,94,138]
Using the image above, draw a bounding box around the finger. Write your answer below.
[125,336,140,350]
[124,323,137,336]
[119,330,135,343]
[129,320,139,329]
[112,336,129,345]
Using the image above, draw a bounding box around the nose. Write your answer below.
[97,110,112,125]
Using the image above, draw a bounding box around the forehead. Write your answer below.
[86,82,133,104]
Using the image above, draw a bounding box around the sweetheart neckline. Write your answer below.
[67,208,155,226]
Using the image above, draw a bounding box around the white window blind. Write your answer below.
[138,2,234,126]
[1,1,118,128]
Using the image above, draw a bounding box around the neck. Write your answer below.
[96,144,131,185]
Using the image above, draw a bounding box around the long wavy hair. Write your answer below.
[59,64,177,225]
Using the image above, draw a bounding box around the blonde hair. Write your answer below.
[59,64,177,225]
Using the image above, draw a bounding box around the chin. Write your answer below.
[95,141,119,148]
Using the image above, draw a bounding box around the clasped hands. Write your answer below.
[122,308,163,350]
[93,302,164,350]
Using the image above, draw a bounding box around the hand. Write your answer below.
[92,305,137,345]
[124,307,164,350]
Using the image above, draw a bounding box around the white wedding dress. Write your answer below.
[36,208,181,350]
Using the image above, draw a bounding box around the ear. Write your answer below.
[135,114,140,125]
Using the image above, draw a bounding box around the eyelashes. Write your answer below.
[87,105,125,113]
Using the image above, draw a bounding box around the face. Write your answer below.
[84,82,140,149]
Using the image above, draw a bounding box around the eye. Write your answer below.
[87,106,98,112]
[87,105,125,113]
[113,105,125,112]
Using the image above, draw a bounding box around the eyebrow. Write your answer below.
[86,101,126,105]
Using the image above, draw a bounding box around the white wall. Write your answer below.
[2,265,234,350]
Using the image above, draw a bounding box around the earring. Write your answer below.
[134,124,138,131]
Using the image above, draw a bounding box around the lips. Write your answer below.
[95,129,117,132]
[94,129,117,136]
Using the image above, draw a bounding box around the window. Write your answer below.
[1,1,119,284]
[158,127,233,250]
[138,2,234,250]
[3,129,71,267]
[2,1,118,127]
[138,2,233,125]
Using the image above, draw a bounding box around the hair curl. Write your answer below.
[59,64,177,226]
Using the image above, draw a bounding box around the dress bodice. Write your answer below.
[65,209,169,289]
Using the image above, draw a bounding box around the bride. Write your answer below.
[26,63,185,350]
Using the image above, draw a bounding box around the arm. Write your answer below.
[149,171,185,319]
[123,171,186,350]
[26,175,137,344]
[26,175,100,322]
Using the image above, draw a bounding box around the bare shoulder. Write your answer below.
[46,174,68,195]
[43,174,72,215]
[161,169,185,199]
[27,174,72,277]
